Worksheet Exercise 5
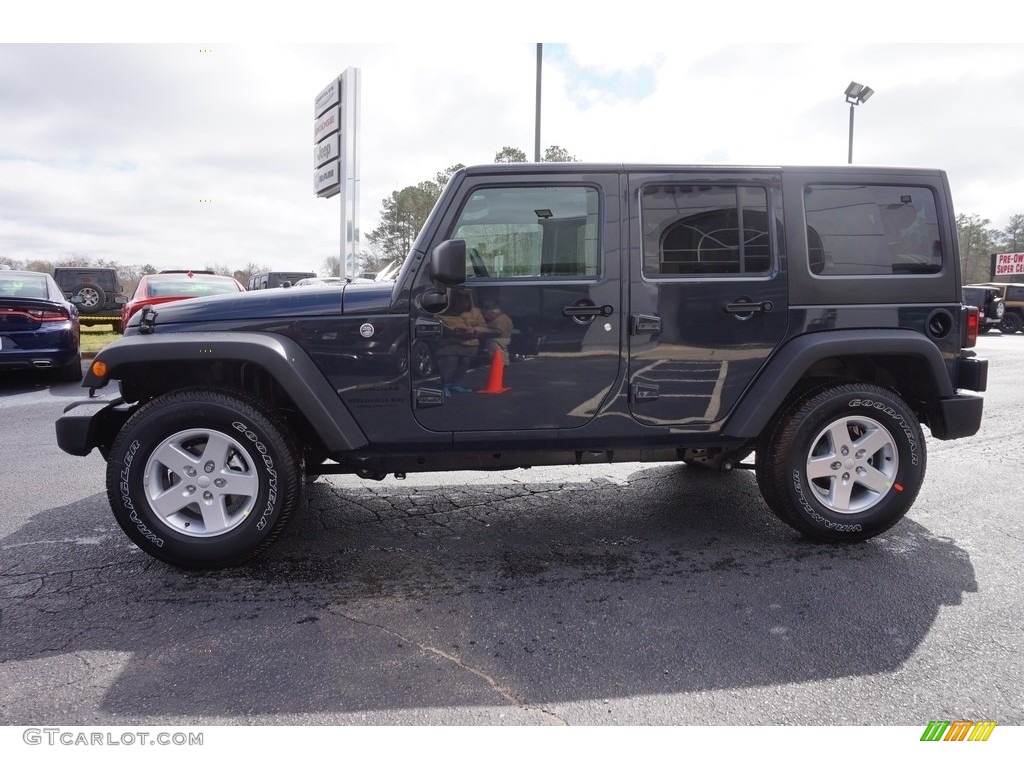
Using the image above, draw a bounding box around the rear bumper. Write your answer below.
[929,394,984,440]
[956,356,988,393]
[0,346,79,372]
[925,356,988,440]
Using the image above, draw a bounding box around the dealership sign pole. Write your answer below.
[314,68,361,279]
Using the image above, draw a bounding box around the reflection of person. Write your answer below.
[435,288,487,394]
[479,297,513,365]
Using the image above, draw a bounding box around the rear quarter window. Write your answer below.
[804,184,942,276]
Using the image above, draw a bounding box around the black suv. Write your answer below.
[975,282,1024,334]
[962,285,1006,333]
[52,267,126,333]
[56,164,988,568]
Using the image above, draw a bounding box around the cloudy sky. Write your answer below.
[3,4,1023,276]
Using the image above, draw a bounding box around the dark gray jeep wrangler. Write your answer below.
[56,164,988,568]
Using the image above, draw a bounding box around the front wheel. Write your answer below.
[106,388,302,568]
[756,383,926,542]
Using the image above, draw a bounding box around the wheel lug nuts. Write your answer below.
[204,461,216,473]
[830,461,842,471]
[214,478,226,488]
[840,446,849,456]
[855,449,866,459]
[186,485,196,494]
[856,467,867,477]
[185,467,197,477]
[203,491,213,501]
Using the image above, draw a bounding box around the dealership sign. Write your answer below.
[313,68,361,279]
[992,252,1024,277]
[313,77,342,198]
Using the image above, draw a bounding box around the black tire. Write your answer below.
[1000,312,1022,334]
[72,283,106,311]
[112,320,123,334]
[56,354,83,383]
[105,388,302,569]
[756,382,926,543]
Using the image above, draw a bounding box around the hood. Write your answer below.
[125,280,396,331]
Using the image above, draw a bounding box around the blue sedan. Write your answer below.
[0,269,82,382]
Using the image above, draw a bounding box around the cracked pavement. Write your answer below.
[1,339,1022,725]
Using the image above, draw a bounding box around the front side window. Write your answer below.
[641,185,772,277]
[804,184,942,276]
[448,186,600,279]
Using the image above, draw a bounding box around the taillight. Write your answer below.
[964,306,979,348]
[28,307,71,322]
[0,306,70,322]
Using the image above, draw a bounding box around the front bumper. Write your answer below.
[55,397,130,457]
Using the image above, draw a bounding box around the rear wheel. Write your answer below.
[106,388,302,568]
[56,353,83,383]
[756,383,926,542]
[1000,312,1022,334]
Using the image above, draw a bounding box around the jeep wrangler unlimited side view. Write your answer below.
[56,164,988,569]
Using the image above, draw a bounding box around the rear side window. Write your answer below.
[640,185,772,277]
[804,184,941,276]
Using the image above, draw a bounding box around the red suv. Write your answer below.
[122,271,245,329]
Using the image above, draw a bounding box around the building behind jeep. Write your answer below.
[56,164,987,569]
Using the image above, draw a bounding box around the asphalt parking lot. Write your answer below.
[0,335,1021,729]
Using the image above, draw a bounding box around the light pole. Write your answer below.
[845,81,874,164]
[534,44,542,163]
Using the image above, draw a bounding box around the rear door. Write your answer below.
[626,171,789,429]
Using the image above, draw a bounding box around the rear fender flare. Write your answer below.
[723,330,952,439]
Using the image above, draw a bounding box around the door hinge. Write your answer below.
[415,319,442,337]
[631,314,661,335]
[414,388,445,408]
[630,383,660,403]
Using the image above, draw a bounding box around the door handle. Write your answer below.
[724,300,774,315]
[562,304,614,318]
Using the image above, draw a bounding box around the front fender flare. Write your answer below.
[83,332,368,452]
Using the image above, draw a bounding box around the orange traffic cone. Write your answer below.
[477,348,510,394]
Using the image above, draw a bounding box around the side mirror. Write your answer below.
[430,239,467,286]
[70,295,84,305]
[114,296,128,305]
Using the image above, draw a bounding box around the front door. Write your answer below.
[411,174,623,434]
[626,172,789,430]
